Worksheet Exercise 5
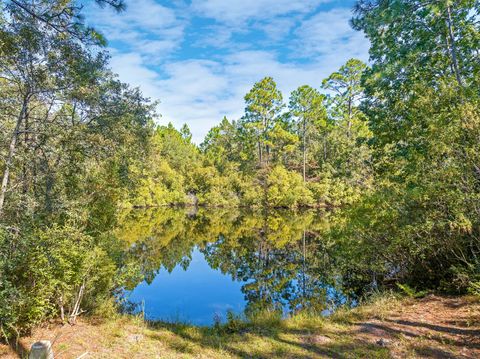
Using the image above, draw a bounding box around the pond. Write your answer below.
[117,208,362,326]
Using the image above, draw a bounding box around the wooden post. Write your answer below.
[29,340,54,359]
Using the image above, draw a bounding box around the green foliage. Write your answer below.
[396,284,428,299]
[197,64,371,209]
[0,0,155,338]
[129,130,187,207]
[0,224,118,337]
[289,85,327,180]
[223,311,247,333]
[340,0,480,291]
[266,166,314,208]
[191,166,242,207]
[243,77,285,167]
[469,282,480,297]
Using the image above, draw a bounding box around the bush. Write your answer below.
[0,224,117,338]
[223,311,247,333]
[396,283,428,299]
[266,166,314,208]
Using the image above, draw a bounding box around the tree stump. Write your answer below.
[28,341,54,359]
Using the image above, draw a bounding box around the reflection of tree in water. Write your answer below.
[116,207,361,313]
[116,208,246,288]
[203,214,339,315]
[288,230,329,313]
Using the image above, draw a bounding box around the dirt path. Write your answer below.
[1,295,479,358]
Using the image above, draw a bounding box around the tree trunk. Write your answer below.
[59,295,65,322]
[0,98,28,217]
[69,279,86,325]
[347,96,353,137]
[323,137,327,161]
[262,115,269,167]
[446,4,464,88]
[22,109,30,194]
[258,141,263,168]
[264,137,269,168]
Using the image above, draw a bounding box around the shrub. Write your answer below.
[0,224,117,338]
[266,166,314,208]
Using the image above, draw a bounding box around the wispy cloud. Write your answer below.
[190,0,335,46]
[294,8,369,59]
[191,0,331,24]
[108,52,162,98]
[85,0,186,60]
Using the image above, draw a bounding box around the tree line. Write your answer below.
[130,59,371,210]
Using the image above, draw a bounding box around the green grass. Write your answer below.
[94,302,396,358]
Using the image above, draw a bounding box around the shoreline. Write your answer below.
[3,294,479,358]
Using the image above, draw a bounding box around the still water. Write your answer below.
[117,208,356,325]
[129,248,246,324]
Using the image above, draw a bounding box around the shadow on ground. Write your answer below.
[143,296,480,358]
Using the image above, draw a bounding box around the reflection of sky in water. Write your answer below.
[127,249,353,326]
[128,248,246,325]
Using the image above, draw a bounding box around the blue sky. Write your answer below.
[86,0,369,143]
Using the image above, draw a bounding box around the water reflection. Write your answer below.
[117,207,357,325]
[129,248,246,324]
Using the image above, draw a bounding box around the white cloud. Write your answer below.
[256,16,299,42]
[295,8,369,59]
[192,25,240,49]
[108,52,161,99]
[191,0,331,24]
[85,0,185,60]
[190,0,335,46]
